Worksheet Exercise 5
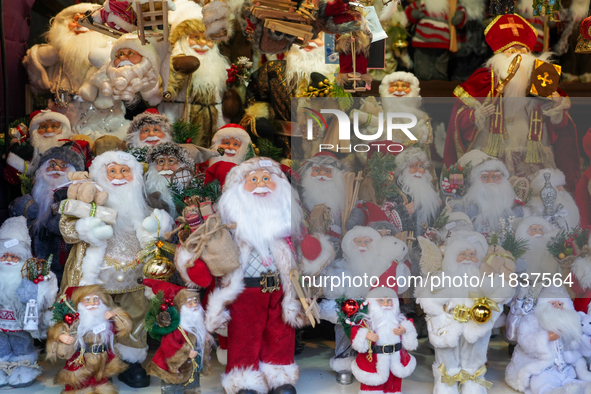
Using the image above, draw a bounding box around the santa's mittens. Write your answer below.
[76,217,113,245]
[301,234,322,261]
[186,259,213,288]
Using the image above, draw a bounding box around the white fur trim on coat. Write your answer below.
[222,365,268,394]
[390,351,416,378]
[6,152,26,173]
[259,362,299,389]
[174,245,196,286]
[351,327,370,353]
[114,343,148,363]
[330,356,354,372]
[216,347,227,365]
[351,353,390,386]
[543,97,571,125]
[572,256,591,289]
[400,319,418,351]
[300,233,335,276]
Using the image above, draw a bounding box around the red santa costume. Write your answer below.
[569,236,591,312]
[204,157,307,394]
[443,14,580,191]
[575,130,591,229]
[351,287,418,394]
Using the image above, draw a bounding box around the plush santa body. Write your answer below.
[575,130,591,229]
[59,151,174,388]
[515,216,559,277]
[203,157,306,394]
[46,285,132,394]
[569,236,591,313]
[22,5,129,139]
[417,231,515,394]
[350,287,418,394]
[444,14,580,191]
[160,1,230,147]
[0,217,58,388]
[144,280,214,392]
[452,150,522,234]
[10,145,85,282]
[145,142,195,216]
[505,286,591,393]
[527,168,581,230]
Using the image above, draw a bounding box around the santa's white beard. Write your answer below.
[343,246,390,278]
[77,302,114,348]
[209,144,247,166]
[104,57,158,102]
[535,301,582,345]
[285,45,337,89]
[47,23,109,90]
[218,177,293,258]
[487,52,552,98]
[398,169,439,229]
[301,169,345,223]
[367,301,402,346]
[145,165,175,216]
[0,261,26,323]
[442,258,482,279]
[30,130,70,153]
[523,238,560,275]
[32,162,75,234]
[176,37,229,99]
[463,180,515,232]
[180,304,207,354]
[128,133,172,149]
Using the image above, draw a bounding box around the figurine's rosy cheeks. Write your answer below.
[353,236,372,252]
[549,300,564,310]
[114,48,143,67]
[188,32,215,54]
[155,155,180,177]
[0,253,20,264]
[37,120,63,136]
[310,166,333,180]
[244,169,276,196]
[185,296,200,310]
[480,171,503,184]
[139,125,166,145]
[106,162,134,185]
[219,138,242,156]
[408,160,425,177]
[457,249,478,263]
[46,158,69,178]
[388,81,411,96]
[82,294,102,309]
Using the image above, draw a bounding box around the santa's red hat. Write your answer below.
[485,14,538,54]
[212,124,251,144]
[29,109,71,135]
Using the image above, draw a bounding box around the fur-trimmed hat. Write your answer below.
[223,157,287,192]
[394,147,429,178]
[29,110,71,136]
[529,168,566,194]
[342,226,382,259]
[0,216,32,261]
[125,110,173,148]
[111,34,160,71]
[210,124,252,163]
[379,71,420,98]
[515,216,554,240]
[442,230,488,272]
[300,151,346,177]
[71,285,113,309]
[38,145,85,172]
[169,0,205,45]
[89,150,143,181]
[146,142,195,169]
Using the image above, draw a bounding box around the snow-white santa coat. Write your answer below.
[350,318,418,386]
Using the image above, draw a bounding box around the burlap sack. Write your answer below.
[182,214,239,277]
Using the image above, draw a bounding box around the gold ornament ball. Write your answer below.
[470,302,492,324]
[318,81,324,87]
[143,255,175,280]
[558,252,566,259]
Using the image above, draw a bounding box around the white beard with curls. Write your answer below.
[285,43,338,90]
[366,299,403,346]
[145,165,176,217]
[522,235,560,275]
[535,300,582,346]
[30,128,70,154]
[398,168,440,229]
[462,178,516,232]
[300,168,346,223]
[218,175,293,259]
[342,240,389,279]
[180,304,208,355]
[76,302,114,349]
[103,57,159,102]
[0,259,27,324]
[32,161,76,234]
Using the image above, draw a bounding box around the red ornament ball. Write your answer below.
[37,275,44,280]
[64,313,75,325]
[185,138,192,143]
[341,299,359,317]
[160,304,168,311]
[169,301,174,307]
[75,313,80,318]
[33,279,39,284]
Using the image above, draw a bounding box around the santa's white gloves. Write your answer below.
[76,217,113,246]
[140,209,174,246]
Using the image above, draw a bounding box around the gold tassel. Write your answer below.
[72,349,85,367]
[482,133,505,158]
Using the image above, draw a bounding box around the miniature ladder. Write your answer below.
[135,0,170,45]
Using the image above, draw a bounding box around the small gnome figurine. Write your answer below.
[46,285,133,394]
[143,279,214,394]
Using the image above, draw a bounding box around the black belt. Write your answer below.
[371,343,402,354]
[244,271,281,293]
[78,344,108,354]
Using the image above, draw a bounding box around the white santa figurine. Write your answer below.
[514,216,560,276]
[204,157,306,394]
[6,110,73,176]
[299,151,347,237]
[453,149,523,234]
[527,168,581,230]
[351,287,418,394]
[417,230,515,394]
[394,147,441,236]
[22,4,129,139]
[506,285,591,393]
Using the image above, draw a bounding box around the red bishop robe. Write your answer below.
[443,67,580,192]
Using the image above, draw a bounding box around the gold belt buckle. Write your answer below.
[453,304,471,323]
[260,271,281,293]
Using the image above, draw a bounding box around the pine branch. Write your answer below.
[256,138,282,162]
[502,232,529,259]
[366,152,398,202]
[172,120,200,144]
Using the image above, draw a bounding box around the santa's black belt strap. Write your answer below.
[243,271,281,293]
[78,344,107,354]
[371,343,402,354]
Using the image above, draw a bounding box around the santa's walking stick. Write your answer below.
[467,55,521,151]
[290,269,320,327]
[543,16,550,52]
[449,0,458,52]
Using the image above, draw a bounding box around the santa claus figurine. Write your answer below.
[144,279,214,393]
[576,130,591,229]
[125,109,173,158]
[22,4,129,139]
[443,13,580,191]
[452,150,523,234]
[0,216,59,388]
[59,150,174,388]
[145,142,195,216]
[569,234,591,313]
[205,157,306,394]
[46,285,133,394]
[350,287,418,394]
[514,216,559,277]
[10,145,86,283]
[160,0,230,147]
[209,124,253,167]
[417,230,515,394]
[506,285,591,393]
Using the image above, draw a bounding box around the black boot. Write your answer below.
[269,384,297,394]
[118,362,150,388]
